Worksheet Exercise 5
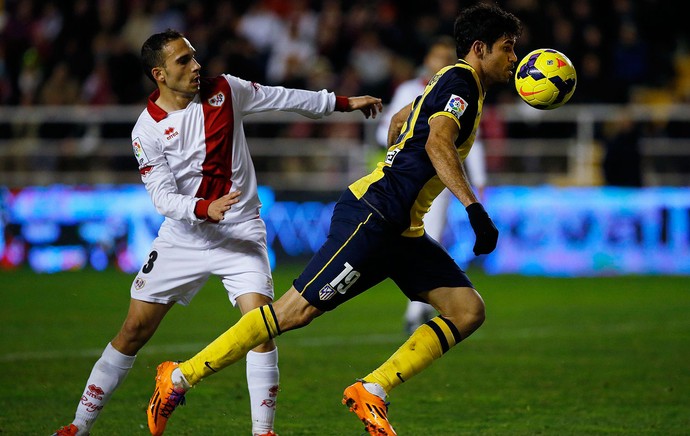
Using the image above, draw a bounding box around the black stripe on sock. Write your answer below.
[259,306,275,339]
[425,319,450,353]
[437,316,463,345]
[267,303,282,335]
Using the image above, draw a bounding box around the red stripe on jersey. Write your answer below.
[196,77,234,201]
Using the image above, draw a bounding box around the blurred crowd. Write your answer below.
[1,0,687,108]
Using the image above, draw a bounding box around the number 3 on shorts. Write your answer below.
[142,250,158,274]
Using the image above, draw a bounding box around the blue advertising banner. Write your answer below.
[1,185,688,276]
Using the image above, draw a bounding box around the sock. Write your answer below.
[171,367,191,390]
[72,343,136,434]
[180,305,280,386]
[363,316,462,393]
[246,348,279,435]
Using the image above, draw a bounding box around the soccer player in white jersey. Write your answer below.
[376,36,488,334]
[53,29,382,436]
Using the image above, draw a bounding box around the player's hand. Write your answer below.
[347,96,383,119]
[466,202,498,256]
[208,191,241,221]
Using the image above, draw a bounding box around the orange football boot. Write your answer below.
[342,380,397,436]
[147,361,187,436]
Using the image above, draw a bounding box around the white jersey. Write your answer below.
[131,74,337,248]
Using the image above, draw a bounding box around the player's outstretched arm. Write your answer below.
[341,96,383,119]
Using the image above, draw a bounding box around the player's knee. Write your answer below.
[447,291,485,336]
[465,297,486,331]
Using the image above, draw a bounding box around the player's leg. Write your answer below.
[344,233,479,435]
[219,218,280,436]
[55,298,174,435]
[53,237,208,436]
[175,196,386,385]
[174,286,320,387]
[401,188,450,333]
[362,285,484,392]
[149,287,318,436]
[236,293,279,436]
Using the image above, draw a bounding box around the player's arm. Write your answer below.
[337,95,383,119]
[426,116,498,255]
[425,115,476,206]
[224,74,381,119]
[387,102,412,147]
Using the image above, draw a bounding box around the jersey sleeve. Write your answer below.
[424,71,474,128]
[222,74,335,119]
[131,124,205,225]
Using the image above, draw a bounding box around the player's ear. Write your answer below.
[152,66,165,83]
[472,41,485,59]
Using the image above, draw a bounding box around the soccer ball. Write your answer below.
[514,48,577,110]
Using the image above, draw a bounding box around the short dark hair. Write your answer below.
[141,29,185,83]
[454,3,522,58]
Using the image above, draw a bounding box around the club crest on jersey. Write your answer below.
[444,94,468,120]
[208,92,225,107]
[319,284,336,301]
[132,137,148,165]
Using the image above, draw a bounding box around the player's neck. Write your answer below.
[156,87,196,113]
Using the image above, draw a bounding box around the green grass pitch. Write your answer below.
[1,265,689,435]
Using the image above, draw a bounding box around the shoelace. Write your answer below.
[160,387,186,418]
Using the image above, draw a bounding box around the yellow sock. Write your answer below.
[363,316,462,393]
[179,305,280,386]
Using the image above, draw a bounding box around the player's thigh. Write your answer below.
[210,218,274,306]
[390,233,473,301]
[130,238,210,305]
[294,208,389,311]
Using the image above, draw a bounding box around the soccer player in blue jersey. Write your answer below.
[147,4,522,435]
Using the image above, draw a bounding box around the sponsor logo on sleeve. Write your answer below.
[444,94,468,120]
[132,137,148,165]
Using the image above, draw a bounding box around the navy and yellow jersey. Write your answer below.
[349,60,484,236]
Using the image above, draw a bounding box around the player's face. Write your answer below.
[159,37,201,97]
[483,36,518,86]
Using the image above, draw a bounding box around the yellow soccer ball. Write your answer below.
[514,48,577,110]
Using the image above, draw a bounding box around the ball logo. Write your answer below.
[518,86,542,97]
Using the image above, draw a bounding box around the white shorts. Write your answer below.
[130,219,273,306]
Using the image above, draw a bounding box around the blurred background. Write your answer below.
[0,0,688,276]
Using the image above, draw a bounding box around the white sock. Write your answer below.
[171,367,191,390]
[72,343,135,434]
[362,382,387,401]
[246,348,279,435]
